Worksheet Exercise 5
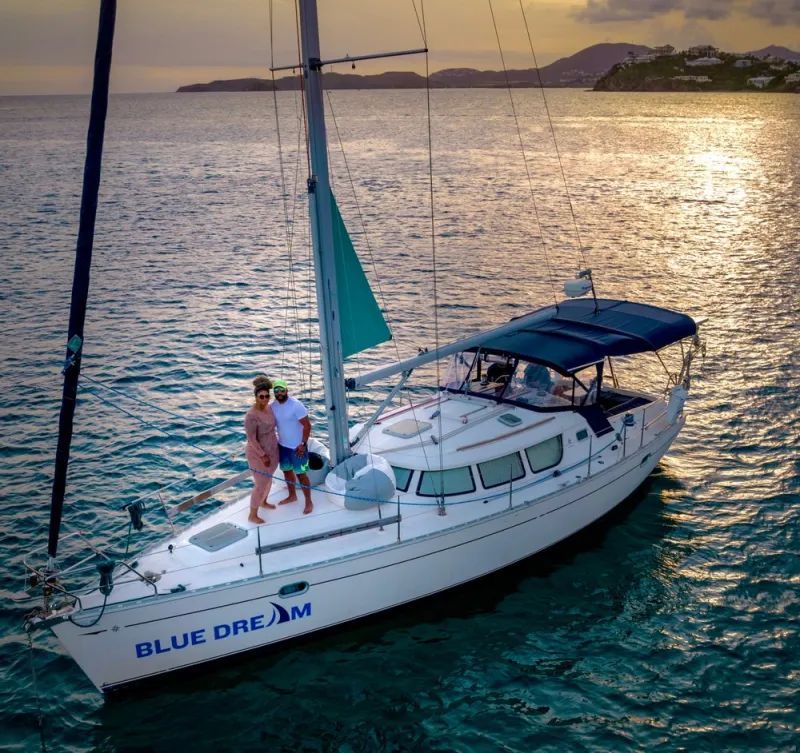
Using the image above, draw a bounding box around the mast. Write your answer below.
[47,0,117,562]
[298,0,351,466]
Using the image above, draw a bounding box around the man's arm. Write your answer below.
[297,416,312,453]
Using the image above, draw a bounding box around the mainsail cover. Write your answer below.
[331,195,391,358]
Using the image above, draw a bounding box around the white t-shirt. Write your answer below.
[271,396,308,448]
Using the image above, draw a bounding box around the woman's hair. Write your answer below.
[252,375,273,406]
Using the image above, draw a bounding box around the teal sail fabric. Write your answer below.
[331,196,391,358]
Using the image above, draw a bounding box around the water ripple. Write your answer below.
[1,89,798,752]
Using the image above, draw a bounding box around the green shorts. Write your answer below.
[279,445,309,474]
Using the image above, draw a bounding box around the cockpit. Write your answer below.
[441,351,599,410]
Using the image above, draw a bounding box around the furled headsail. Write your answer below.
[330,195,391,358]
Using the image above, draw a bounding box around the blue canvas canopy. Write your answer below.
[471,298,696,374]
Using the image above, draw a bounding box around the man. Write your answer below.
[271,379,313,514]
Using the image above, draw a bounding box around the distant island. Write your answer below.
[177,43,652,91]
[594,45,800,92]
[177,42,800,93]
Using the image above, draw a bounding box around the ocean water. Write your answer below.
[1,88,798,752]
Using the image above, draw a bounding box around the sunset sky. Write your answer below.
[1,0,798,94]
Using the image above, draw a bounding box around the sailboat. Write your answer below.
[24,0,703,692]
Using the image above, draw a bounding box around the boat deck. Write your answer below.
[69,388,668,613]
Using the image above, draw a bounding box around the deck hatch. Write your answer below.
[189,523,248,552]
[383,419,432,438]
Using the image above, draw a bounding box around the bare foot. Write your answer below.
[279,495,298,505]
[303,502,313,515]
[261,501,276,510]
[248,513,265,524]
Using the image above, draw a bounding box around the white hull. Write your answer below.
[51,422,679,692]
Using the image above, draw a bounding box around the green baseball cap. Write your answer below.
[273,379,288,390]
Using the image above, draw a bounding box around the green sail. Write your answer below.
[331,195,392,358]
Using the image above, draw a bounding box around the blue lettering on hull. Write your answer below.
[134,601,312,660]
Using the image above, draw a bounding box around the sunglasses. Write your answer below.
[257,393,269,399]
[273,387,287,393]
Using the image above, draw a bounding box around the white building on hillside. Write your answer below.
[687,57,722,67]
[622,53,657,66]
[747,76,774,88]
[785,72,800,83]
[688,45,719,57]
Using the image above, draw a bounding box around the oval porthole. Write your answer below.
[279,581,309,598]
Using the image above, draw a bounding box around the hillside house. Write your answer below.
[622,52,657,66]
[747,76,774,88]
[686,57,722,67]
[688,45,719,57]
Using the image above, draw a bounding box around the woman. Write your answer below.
[245,375,279,524]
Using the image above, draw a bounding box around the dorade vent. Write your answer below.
[498,413,522,427]
[383,419,432,439]
[189,523,248,552]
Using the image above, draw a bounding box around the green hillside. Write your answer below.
[594,51,800,92]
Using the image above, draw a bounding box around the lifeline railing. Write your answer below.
[254,512,402,576]
[22,396,677,618]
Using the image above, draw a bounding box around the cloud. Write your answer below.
[748,0,800,24]
[575,0,682,22]
[574,0,736,22]
[685,0,734,20]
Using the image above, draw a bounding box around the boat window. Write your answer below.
[524,435,563,473]
[467,353,518,396]
[417,466,475,497]
[279,581,309,598]
[477,452,526,489]
[506,361,572,406]
[442,352,475,390]
[519,362,557,391]
[391,466,413,493]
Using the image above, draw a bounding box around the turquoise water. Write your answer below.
[1,89,798,751]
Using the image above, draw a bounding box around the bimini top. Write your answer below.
[471,298,697,374]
